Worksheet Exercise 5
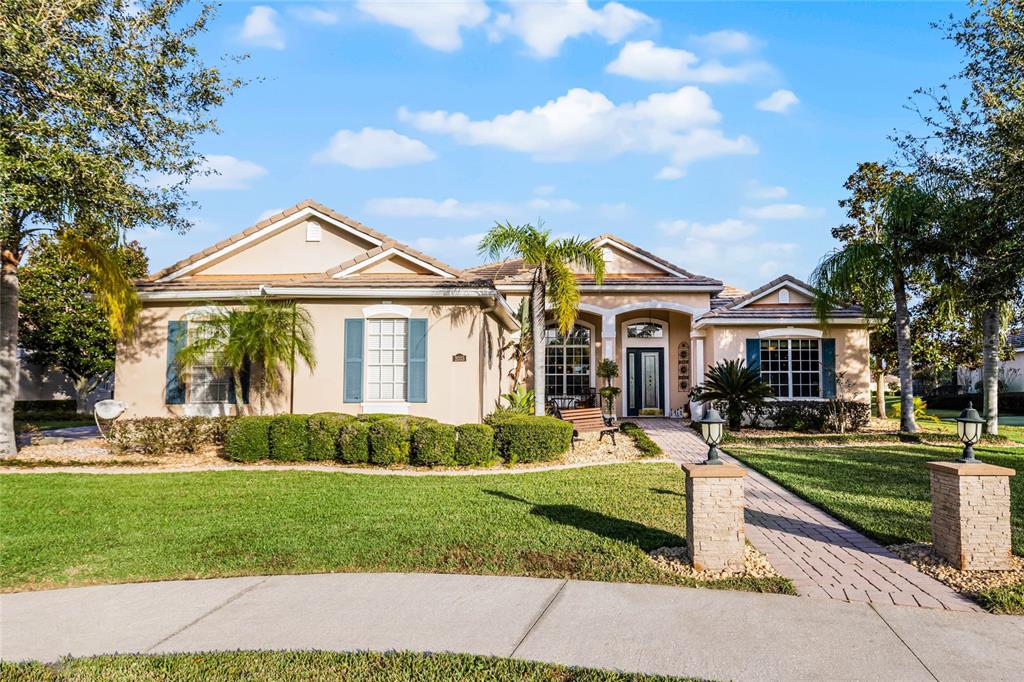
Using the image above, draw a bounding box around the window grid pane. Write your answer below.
[545,323,592,397]
[189,322,230,403]
[367,319,408,401]
[759,338,822,399]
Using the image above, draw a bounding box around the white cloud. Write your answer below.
[289,5,339,25]
[257,207,284,222]
[656,218,759,241]
[491,0,653,58]
[188,155,267,190]
[746,182,788,200]
[742,203,824,220]
[365,195,579,220]
[413,232,485,265]
[400,86,755,169]
[533,184,556,196]
[658,238,799,289]
[357,0,489,51]
[313,128,436,168]
[692,30,758,54]
[241,6,285,50]
[598,202,629,220]
[607,41,772,83]
[756,89,799,113]
[655,166,684,181]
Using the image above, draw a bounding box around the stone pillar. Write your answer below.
[682,463,747,572]
[927,461,1016,571]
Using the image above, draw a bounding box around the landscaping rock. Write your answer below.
[648,544,781,580]
[890,542,1024,596]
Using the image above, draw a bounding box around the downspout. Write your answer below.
[479,298,498,423]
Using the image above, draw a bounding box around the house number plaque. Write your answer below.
[452,353,467,362]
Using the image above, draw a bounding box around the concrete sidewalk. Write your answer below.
[2,573,1021,681]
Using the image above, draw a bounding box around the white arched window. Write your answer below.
[545,323,593,397]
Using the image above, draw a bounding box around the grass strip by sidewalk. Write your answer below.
[0,463,792,595]
[0,651,707,682]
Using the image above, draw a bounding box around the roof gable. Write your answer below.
[592,235,699,279]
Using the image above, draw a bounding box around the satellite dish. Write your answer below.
[94,400,126,440]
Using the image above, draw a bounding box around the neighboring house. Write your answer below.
[958,332,1024,393]
[116,199,870,422]
[16,349,112,410]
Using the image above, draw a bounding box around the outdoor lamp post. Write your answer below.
[955,401,985,463]
[697,407,727,465]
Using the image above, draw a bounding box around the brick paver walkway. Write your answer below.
[635,419,982,612]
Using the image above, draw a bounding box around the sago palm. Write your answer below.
[175,298,316,413]
[691,359,773,428]
[479,222,605,416]
[811,181,937,433]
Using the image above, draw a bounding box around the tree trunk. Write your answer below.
[875,370,886,419]
[0,260,20,456]
[892,270,917,433]
[71,374,101,415]
[531,266,546,416]
[981,305,1000,435]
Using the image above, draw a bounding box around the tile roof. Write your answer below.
[699,274,863,320]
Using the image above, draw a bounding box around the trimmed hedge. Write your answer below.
[761,400,869,433]
[368,418,411,465]
[14,399,76,413]
[109,416,236,455]
[488,415,573,464]
[308,413,353,461]
[224,416,273,462]
[336,419,371,464]
[924,391,1024,414]
[411,422,456,467]
[455,423,494,466]
[620,422,661,457]
[269,415,310,461]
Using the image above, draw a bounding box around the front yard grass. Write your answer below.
[0,463,792,595]
[0,651,703,682]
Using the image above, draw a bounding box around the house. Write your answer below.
[957,332,1024,392]
[115,199,870,423]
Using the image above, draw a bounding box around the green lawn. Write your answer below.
[0,463,791,595]
[0,651,703,682]
[727,443,1023,555]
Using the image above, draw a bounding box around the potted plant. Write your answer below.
[596,358,620,422]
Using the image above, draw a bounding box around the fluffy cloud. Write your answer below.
[241,6,285,50]
[313,128,436,168]
[692,30,758,54]
[659,237,799,287]
[656,218,758,240]
[400,86,755,170]
[756,89,799,113]
[490,0,652,58]
[607,41,771,83]
[289,5,339,25]
[357,0,489,51]
[187,155,267,190]
[746,182,788,200]
[655,166,685,181]
[364,196,579,220]
[741,203,824,220]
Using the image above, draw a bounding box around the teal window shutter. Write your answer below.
[227,357,251,405]
[408,318,428,403]
[822,338,837,398]
[344,319,364,403]
[165,320,186,404]
[745,338,761,373]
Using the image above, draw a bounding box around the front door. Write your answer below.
[626,348,664,416]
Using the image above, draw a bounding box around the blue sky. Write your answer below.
[143,1,965,290]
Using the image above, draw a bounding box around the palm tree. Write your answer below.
[479,223,605,416]
[812,181,937,433]
[690,359,773,429]
[175,298,316,413]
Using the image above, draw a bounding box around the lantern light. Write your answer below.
[697,407,727,465]
[955,401,985,463]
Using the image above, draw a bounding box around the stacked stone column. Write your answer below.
[927,461,1016,571]
[682,463,747,572]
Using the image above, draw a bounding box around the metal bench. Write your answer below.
[559,407,617,449]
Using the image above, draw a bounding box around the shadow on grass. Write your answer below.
[649,487,684,497]
[483,490,685,549]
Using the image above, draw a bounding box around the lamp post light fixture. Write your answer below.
[955,401,985,463]
[697,407,727,465]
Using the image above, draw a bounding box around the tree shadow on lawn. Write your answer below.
[482,490,685,549]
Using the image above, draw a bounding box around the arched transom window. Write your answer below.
[545,323,592,397]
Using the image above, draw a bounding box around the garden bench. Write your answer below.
[559,407,617,449]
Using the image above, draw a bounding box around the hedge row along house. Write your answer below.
[117,200,871,422]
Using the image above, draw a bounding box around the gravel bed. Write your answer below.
[648,544,781,580]
[890,542,1024,596]
[562,431,647,464]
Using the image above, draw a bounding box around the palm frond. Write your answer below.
[546,259,581,335]
[810,241,889,324]
[59,230,141,338]
[478,222,544,264]
[550,236,605,284]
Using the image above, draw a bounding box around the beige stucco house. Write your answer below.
[116,199,870,423]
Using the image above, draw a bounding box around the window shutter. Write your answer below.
[822,338,837,398]
[745,338,761,372]
[165,321,187,404]
[408,318,428,403]
[228,357,251,405]
[344,319,364,403]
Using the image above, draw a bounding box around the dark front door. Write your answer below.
[626,348,664,417]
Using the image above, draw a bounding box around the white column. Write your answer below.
[601,314,616,359]
[690,332,706,420]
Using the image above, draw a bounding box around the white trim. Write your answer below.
[621,317,670,417]
[183,403,235,417]
[695,317,866,327]
[497,284,721,294]
[360,402,410,415]
[579,300,708,318]
[182,304,228,320]
[758,327,823,339]
[592,237,691,279]
[155,206,384,282]
[731,280,817,310]
[362,304,412,318]
[334,247,454,279]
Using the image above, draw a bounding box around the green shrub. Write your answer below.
[764,400,870,433]
[368,418,411,465]
[411,422,456,467]
[269,415,310,461]
[307,413,353,461]
[620,422,661,457]
[224,416,273,462]
[455,423,494,466]
[890,397,941,424]
[109,416,236,455]
[14,399,76,413]
[488,415,572,464]
[336,419,371,464]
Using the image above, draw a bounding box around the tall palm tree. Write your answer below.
[479,223,605,416]
[812,181,938,433]
[176,298,316,414]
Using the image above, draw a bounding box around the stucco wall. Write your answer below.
[115,298,505,424]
